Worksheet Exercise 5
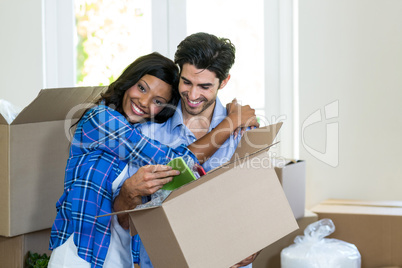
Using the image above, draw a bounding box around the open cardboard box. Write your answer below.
[108,122,298,268]
[311,199,402,268]
[0,86,105,236]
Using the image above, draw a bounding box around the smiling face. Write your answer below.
[178,63,230,119]
[122,74,172,123]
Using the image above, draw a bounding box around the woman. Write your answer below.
[49,52,258,268]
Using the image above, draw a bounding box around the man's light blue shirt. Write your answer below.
[128,98,251,268]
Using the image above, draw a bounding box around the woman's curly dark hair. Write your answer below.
[96,52,180,123]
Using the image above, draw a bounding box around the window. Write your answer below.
[74,0,152,86]
[186,0,265,119]
[52,0,294,157]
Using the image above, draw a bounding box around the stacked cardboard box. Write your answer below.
[0,87,104,237]
[0,87,105,265]
[312,199,402,268]
[0,229,52,267]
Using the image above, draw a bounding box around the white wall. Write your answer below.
[299,0,402,208]
[0,0,74,110]
[0,0,44,109]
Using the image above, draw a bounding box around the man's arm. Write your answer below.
[187,99,259,163]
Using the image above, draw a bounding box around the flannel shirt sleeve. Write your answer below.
[74,105,198,166]
[70,158,114,267]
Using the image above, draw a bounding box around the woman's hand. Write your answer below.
[226,98,259,137]
[113,164,180,229]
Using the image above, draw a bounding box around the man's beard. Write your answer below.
[181,94,215,116]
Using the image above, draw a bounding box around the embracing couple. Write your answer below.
[49,32,260,268]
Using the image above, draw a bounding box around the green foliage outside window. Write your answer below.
[75,0,151,86]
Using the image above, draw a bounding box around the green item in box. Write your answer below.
[162,157,197,190]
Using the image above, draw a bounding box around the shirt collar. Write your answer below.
[209,97,227,130]
[170,98,227,132]
[170,100,185,130]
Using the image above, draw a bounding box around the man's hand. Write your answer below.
[113,165,180,229]
[226,98,259,137]
[229,251,260,268]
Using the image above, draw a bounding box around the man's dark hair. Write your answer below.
[174,32,236,83]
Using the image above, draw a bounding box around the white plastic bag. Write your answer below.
[0,99,22,124]
[281,218,361,268]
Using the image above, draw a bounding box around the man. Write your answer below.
[115,32,259,267]
[143,32,258,267]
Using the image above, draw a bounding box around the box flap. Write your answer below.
[272,158,305,169]
[11,86,106,124]
[0,124,10,235]
[271,158,291,169]
[0,114,7,125]
[231,122,282,161]
[97,205,161,219]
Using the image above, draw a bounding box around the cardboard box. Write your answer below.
[311,199,402,268]
[0,228,51,267]
[253,210,318,268]
[0,87,104,236]
[111,123,298,268]
[273,159,306,219]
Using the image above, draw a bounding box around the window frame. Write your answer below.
[42,0,75,88]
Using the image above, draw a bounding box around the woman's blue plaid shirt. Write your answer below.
[49,104,196,267]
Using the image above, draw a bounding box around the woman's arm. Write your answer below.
[76,103,257,166]
[75,105,197,165]
[187,99,259,163]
